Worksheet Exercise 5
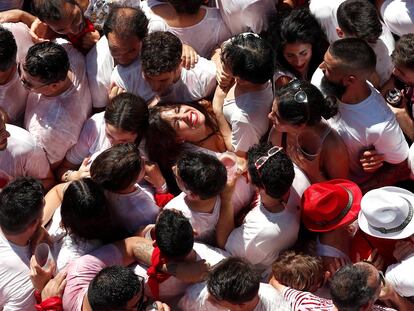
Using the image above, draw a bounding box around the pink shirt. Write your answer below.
[62,244,123,311]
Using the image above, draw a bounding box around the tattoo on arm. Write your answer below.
[133,241,154,266]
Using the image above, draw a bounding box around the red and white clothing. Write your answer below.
[0,124,50,181]
[282,287,396,311]
[24,40,92,166]
[164,192,221,245]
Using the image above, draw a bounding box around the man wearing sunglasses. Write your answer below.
[224,142,310,279]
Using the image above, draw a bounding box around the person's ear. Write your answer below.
[342,75,356,87]
[336,27,345,38]
[187,192,200,201]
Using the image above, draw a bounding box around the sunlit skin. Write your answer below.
[104,123,138,145]
[143,67,181,95]
[107,33,142,66]
[17,63,54,95]
[318,49,344,84]
[268,99,301,134]
[283,42,313,78]
[159,104,209,142]
[392,65,414,86]
[45,2,85,35]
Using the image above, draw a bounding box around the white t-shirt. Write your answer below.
[178,282,291,311]
[111,58,156,102]
[132,242,228,305]
[47,206,103,271]
[104,185,159,234]
[317,79,409,183]
[224,166,310,276]
[381,0,414,36]
[112,56,216,103]
[65,112,111,165]
[0,124,50,180]
[223,82,273,152]
[0,1,23,11]
[386,253,414,297]
[0,232,34,311]
[309,0,395,87]
[24,40,92,166]
[0,23,34,122]
[86,36,114,108]
[216,0,277,35]
[142,2,232,58]
[164,192,221,245]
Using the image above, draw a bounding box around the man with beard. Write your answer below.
[312,38,409,192]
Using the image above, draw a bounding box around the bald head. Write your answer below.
[103,6,148,40]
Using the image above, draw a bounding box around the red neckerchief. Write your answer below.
[35,297,63,311]
[147,246,171,300]
[67,18,95,53]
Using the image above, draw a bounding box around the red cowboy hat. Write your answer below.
[301,179,362,232]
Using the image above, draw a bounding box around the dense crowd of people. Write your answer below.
[1,0,414,310]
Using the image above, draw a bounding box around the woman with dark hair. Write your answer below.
[265,7,328,87]
[268,79,349,183]
[56,92,149,182]
[43,178,114,270]
[146,101,253,212]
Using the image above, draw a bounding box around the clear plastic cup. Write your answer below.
[34,243,54,269]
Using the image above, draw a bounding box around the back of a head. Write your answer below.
[103,6,148,40]
[275,79,338,126]
[392,34,414,69]
[272,251,324,292]
[329,38,376,78]
[337,0,382,43]
[24,41,69,84]
[221,33,275,84]
[207,257,261,305]
[177,151,227,199]
[0,26,17,72]
[247,142,294,199]
[32,0,76,22]
[167,0,203,14]
[330,264,376,311]
[141,31,182,76]
[155,209,194,259]
[0,177,44,234]
[61,178,112,241]
[90,143,142,192]
[88,265,141,311]
[104,93,149,140]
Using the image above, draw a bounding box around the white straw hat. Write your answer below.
[358,187,414,239]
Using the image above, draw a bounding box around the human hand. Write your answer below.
[71,157,91,181]
[289,145,324,183]
[146,301,171,311]
[144,161,166,190]
[30,227,53,254]
[181,44,199,69]
[393,240,414,262]
[211,49,234,90]
[108,82,126,101]
[360,148,385,173]
[30,18,54,43]
[81,30,100,51]
[357,249,385,271]
[41,270,67,301]
[326,257,348,281]
[30,255,56,292]
[221,168,239,202]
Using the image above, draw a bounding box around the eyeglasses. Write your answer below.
[136,275,146,311]
[255,146,283,171]
[289,79,310,122]
[17,63,51,91]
